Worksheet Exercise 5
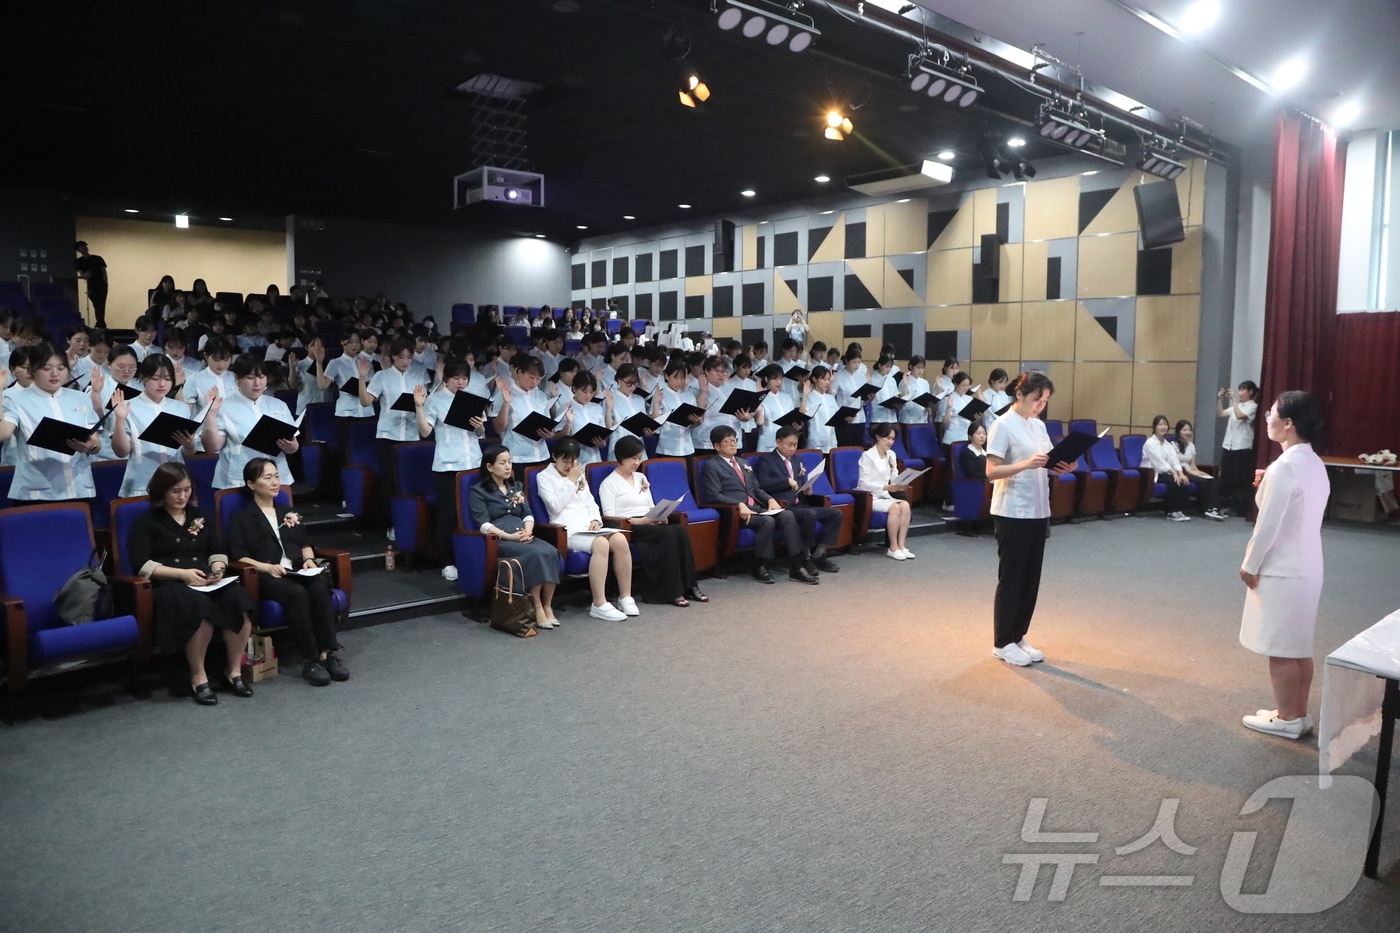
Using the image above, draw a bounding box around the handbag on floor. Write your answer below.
[490,558,537,638]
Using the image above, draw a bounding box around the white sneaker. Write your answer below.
[589,602,627,621]
[1255,710,1314,734]
[1204,509,1226,522]
[900,548,916,559]
[617,596,640,617]
[887,549,907,561]
[386,527,396,542]
[1242,712,1309,739]
[1168,512,1190,522]
[1017,640,1045,662]
[993,643,1033,666]
[440,564,459,582]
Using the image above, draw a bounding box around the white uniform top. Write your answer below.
[900,375,932,425]
[183,367,234,411]
[536,463,601,537]
[565,398,607,466]
[1222,398,1258,451]
[857,446,899,500]
[118,393,189,497]
[1141,435,1184,474]
[870,373,901,424]
[805,391,838,453]
[778,358,805,406]
[325,355,374,418]
[422,388,484,473]
[598,469,655,519]
[694,380,744,451]
[2,384,99,500]
[943,392,975,444]
[833,368,868,424]
[607,390,646,461]
[1241,442,1328,577]
[294,357,331,416]
[169,354,205,376]
[130,342,162,362]
[501,386,553,464]
[656,385,697,458]
[756,391,789,453]
[365,364,430,441]
[212,392,296,490]
[986,410,1052,520]
[96,379,141,462]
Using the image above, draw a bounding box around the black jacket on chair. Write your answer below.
[226,503,313,568]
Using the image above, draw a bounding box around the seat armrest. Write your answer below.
[111,576,155,660]
[603,517,633,530]
[313,547,353,608]
[533,522,568,557]
[706,503,743,556]
[3,596,30,691]
[801,493,834,507]
[667,511,690,527]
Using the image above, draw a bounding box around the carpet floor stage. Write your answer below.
[2,517,1398,932]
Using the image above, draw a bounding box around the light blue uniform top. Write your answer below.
[365,364,430,441]
[422,388,485,473]
[501,387,552,464]
[326,355,374,418]
[212,392,296,490]
[118,393,190,497]
[805,391,838,452]
[2,384,100,500]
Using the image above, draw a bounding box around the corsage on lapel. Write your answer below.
[187,517,206,537]
[282,511,302,528]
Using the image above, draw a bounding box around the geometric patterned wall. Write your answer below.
[571,159,1208,434]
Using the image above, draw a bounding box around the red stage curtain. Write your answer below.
[1330,311,1400,456]
[1259,110,1347,461]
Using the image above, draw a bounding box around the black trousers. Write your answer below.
[259,572,338,660]
[89,290,108,328]
[1219,448,1255,514]
[434,468,461,564]
[993,516,1049,648]
[744,508,806,563]
[628,522,698,602]
[1156,472,1191,514]
[788,504,843,549]
[1190,474,1219,512]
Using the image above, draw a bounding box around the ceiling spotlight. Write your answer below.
[977,132,1009,180]
[740,189,756,197]
[174,214,190,229]
[677,69,711,108]
[124,208,140,214]
[678,203,692,209]
[623,214,636,220]
[1332,100,1362,127]
[1010,158,1037,181]
[1179,0,1219,34]
[814,174,831,183]
[218,217,233,222]
[906,52,982,108]
[576,225,589,230]
[937,150,955,161]
[534,233,547,238]
[824,109,854,141]
[1136,138,1187,180]
[1269,56,1308,94]
[1036,106,1101,150]
[714,0,819,53]
[1006,136,1025,148]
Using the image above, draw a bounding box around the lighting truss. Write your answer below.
[1136,139,1187,179]
[714,0,820,53]
[1036,105,1101,150]
[907,53,981,108]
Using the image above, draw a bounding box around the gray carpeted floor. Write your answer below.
[2,516,1399,932]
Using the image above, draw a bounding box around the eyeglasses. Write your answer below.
[621,381,639,388]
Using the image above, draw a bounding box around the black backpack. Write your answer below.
[54,550,113,626]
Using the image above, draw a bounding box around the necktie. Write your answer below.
[784,457,793,479]
[729,458,753,506]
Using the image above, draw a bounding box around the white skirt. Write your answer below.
[1239,574,1323,658]
[869,494,900,513]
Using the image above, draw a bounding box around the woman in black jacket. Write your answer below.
[226,457,348,686]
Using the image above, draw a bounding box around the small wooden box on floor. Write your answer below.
[241,635,279,682]
[1328,472,1387,523]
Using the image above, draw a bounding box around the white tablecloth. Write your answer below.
[1319,608,1400,782]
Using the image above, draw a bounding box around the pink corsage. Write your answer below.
[506,489,526,507]
[639,477,651,494]
[187,517,205,537]
[1252,469,1265,488]
[282,511,302,528]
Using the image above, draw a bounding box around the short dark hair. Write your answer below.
[572,370,597,393]
[147,462,192,503]
[510,355,544,376]
[552,437,581,461]
[870,422,897,441]
[614,435,645,460]
[1011,370,1054,400]
[137,353,175,383]
[242,457,278,485]
[440,356,472,381]
[709,425,738,446]
[775,425,802,443]
[1274,390,1325,445]
[231,355,273,379]
[203,336,234,359]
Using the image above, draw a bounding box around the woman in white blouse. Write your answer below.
[537,438,634,621]
[599,435,706,607]
[856,423,914,560]
[1173,419,1225,520]
[1141,414,1192,521]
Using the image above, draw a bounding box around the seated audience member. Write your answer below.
[226,457,349,686]
[754,426,843,574]
[858,423,915,560]
[1141,414,1192,521]
[538,439,635,621]
[959,421,989,481]
[112,354,199,497]
[0,343,102,501]
[202,356,298,490]
[599,435,707,607]
[701,425,818,586]
[1174,419,1225,521]
[128,462,254,705]
[414,356,487,582]
[470,444,561,628]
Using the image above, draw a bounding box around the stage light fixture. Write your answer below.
[1136,138,1187,180]
[824,109,854,141]
[977,132,1009,180]
[1037,106,1100,150]
[906,53,982,108]
[714,0,819,53]
[677,70,711,108]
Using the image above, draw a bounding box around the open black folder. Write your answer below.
[1046,428,1110,469]
[337,377,361,397]
[955,397,990,421]
[27,417,101,456]
[879,396,907,411]
[511,411,558,440]
[851,383,882,402]
[572,422,613,447]
[243,412,305,456]
[619,411,662,435]
[782,366,810,382]
[389,392,418,413]
[138,401,212,450]
[775,409,811,428]
[665,403,705,426]
[442,391,491,431]
[824,406,860,427]
[719,388,765,416]
[105,383,142,409]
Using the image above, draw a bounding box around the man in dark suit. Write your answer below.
[754,426,843,576]
[702,425,818,585]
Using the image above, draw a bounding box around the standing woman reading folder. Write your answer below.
[0,343,104,503]
[202,356,299,490]
[984,371,1075,667]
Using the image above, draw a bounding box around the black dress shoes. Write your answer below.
[815,556,841,573]
[685,587,710,603]
[191,682,218,706]
[225,675,254,698]
[753,566,776,584]
[322,653,350,681]
[789,565,820,585]
[303,660,332,686]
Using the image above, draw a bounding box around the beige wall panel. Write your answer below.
[971,303,1022,361]
[74,216,286,329]
[685,275,712,297]
[931,195,975,251]
[808,311,845,352]
[883,261,922,308]
[1043,362,1075,420]
[741,225,759,271]
[1131,362,1197,427]
[927,248,973,305]
[883,198,927,255]
[1081,179,1141,236]
[1020,240,1048,301]
[1171,226,1204,294]
[847,257,887,307]
[709,318,741,340]
[1078,232,1138,298]
[1074,303,1131,362]
[1178,159,1207,228]
[971,359,1024,384]
[1020,300,1076,361]
[773,271,801,313]
[972,187,998,238]
[809,215,846,264]
[1135,295,1201,361]
[1072,361,1134,426]
[999,243,1024,302]
[863,205,886,258]
[926,305,971,333]
[1024,175,1079,242]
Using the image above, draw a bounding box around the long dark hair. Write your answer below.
[1173,419,1193,455]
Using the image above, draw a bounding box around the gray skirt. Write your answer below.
[497,538,561,590]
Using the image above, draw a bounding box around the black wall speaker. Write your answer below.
[978,233,1001,279]
[714,219,737,273]
[1134,182,1186,249]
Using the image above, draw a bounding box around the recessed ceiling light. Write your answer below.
[1332,100,1362,127]
[678,203,692,209]
[896,198,911,203]
[174,215,190,229]
[623,215,636,220]
[937,150,955,161]
[1081,170,1099,176]
[124,208,140,214]
[218,217,234,222]
[1269,56,1308,93]
[740,189,756,197]
[534,233,547,238]
[1179,0,1219,34]
[820,210,835,215]
[576,225,589,230]
[1007,136,1026,148]
[814,175,831,183]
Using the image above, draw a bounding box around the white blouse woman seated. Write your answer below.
[857,423,914,561]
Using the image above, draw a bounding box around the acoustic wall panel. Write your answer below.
[1024,175,1080,242]
[925,305,971,333]
[773,270,801,314]
[742,225,759,271]
[1021,240,1049,301]
[807,310,845,353]
[930,196,976,251]
[1074,302,1132,362]
[883,198,927,255]
[1170,227,1204,294]
[685,276,712,297]
[1078,232,1138,298]
[1135,295,1200,361]
[1178,159,1207,228]
[1080,178,1141,236]
[1131,362,1197,427]
[999,243,1025,302]
[1020,301,1076,361]
[809,216,846,263]
[847,258,888,308]
[971,302,1022,361]
[862,205,886,258]
[927,248,973,305]
[1072,361,1134,426]
[883,260,923,308]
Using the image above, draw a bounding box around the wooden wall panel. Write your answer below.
[1131,362,1197,427]
[926,305,971,333]
[1042,362,1075,419]
[1077,232,1138,298]
[807,310,845,353]
[969,359,1024,385]
[999,243,1024,302]
[847,257,887,307]
[971,303,1022,361]
[1020,300,1076,361]
[809,215,846,264]
[1171,227,1203,294]
[1081,180,1139,236]
[1024,175,1079,242]
[741,225,759,271]
[1021,240,1048,301]
[1072,361,1134,425]
[931,196,976,251]
[773,271,801,314]
[1074,303,1131,362]
[1135,295,1200,361]
[863,205,886,258]
[927,248,973,305]
[685,275,712,297]
[972,187,998,239]
[883,262,922,308]
[884,198,928,255]
[1178,159,1207,228]
[709,317,741,339]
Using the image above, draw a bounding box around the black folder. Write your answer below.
[242,414,302,456]
[719,388,765,416]
[442,391,491,430]
[910,393,938,408]
[665,403,705,426]
[105,383,141,409]
[879,396,907,410]
[337,377,361,396]
[511,411,558,440]
[572,422,613,447]
[1046,430,1106,469]
[955,397,990,421]
[26,417,100,456]
[775,409,811,428]
[851,383,882,402]
[782,366,810,382]
[619,412,662,435]
[824,406,860,427]
[995,402,1013,417]
[138,403,210,450]
[389,392,418,413]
